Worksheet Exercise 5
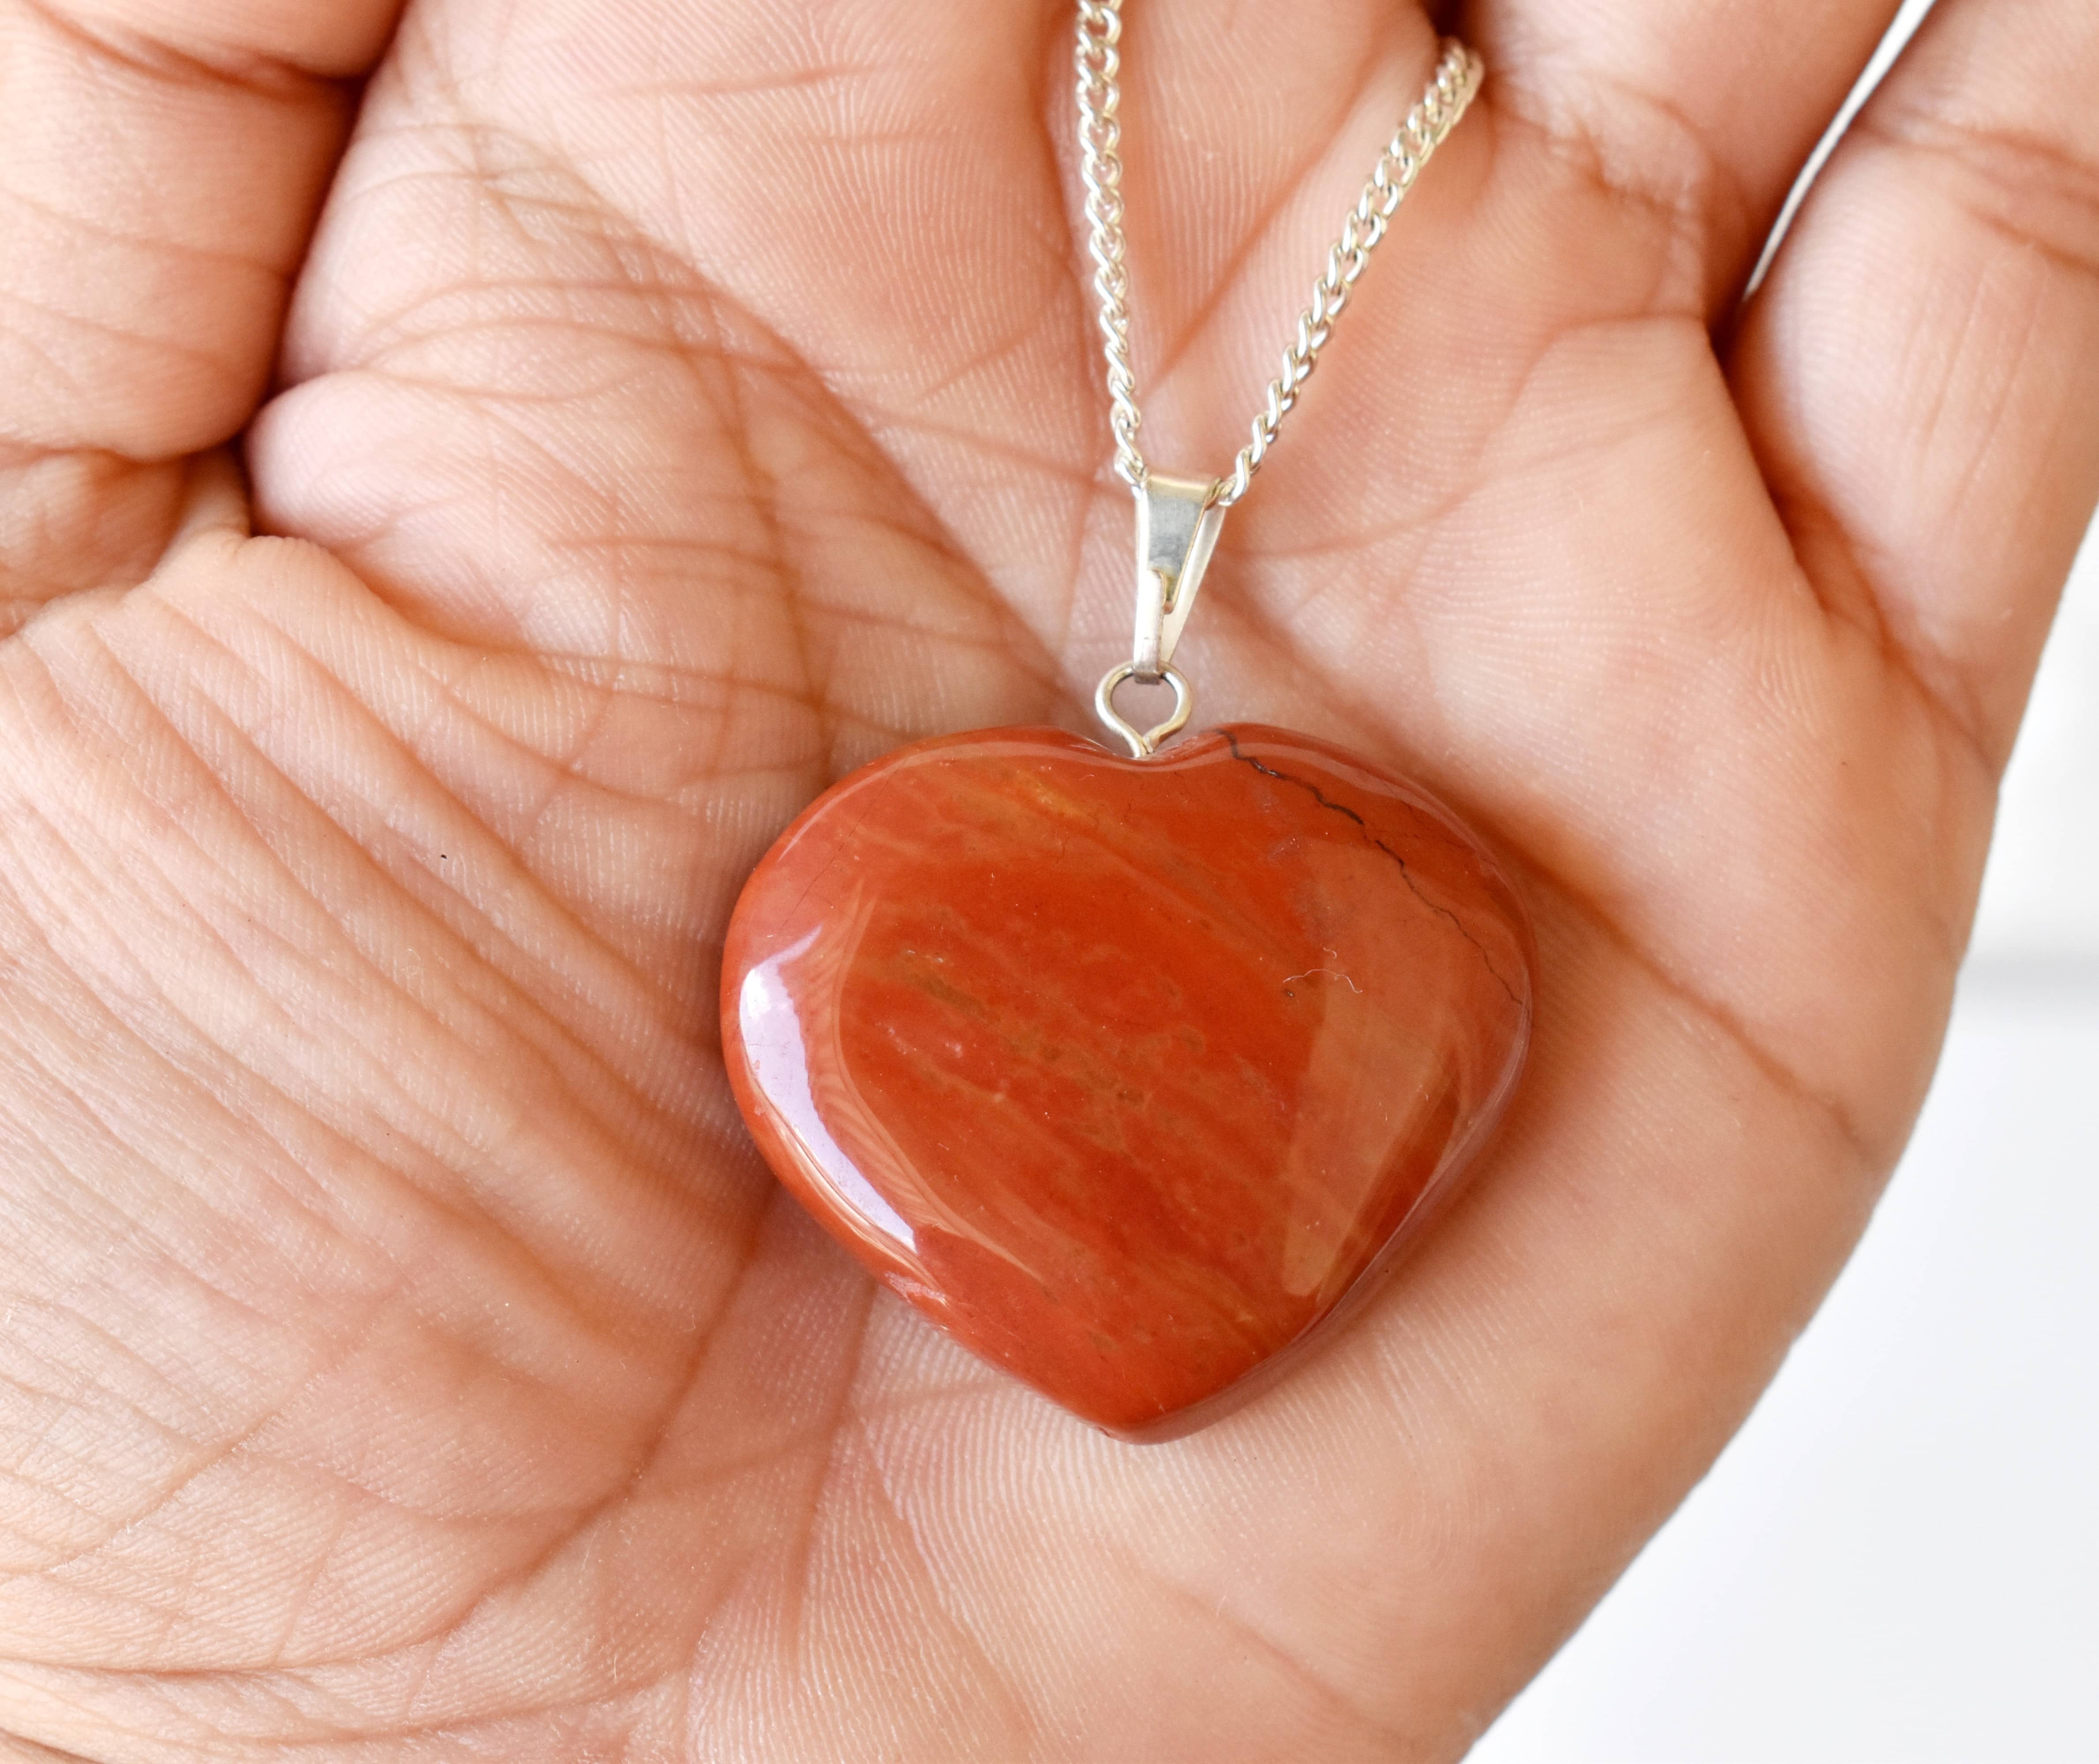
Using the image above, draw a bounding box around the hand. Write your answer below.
[2,0,2094,1755]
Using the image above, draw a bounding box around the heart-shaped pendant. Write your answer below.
[722,724,1533,1438]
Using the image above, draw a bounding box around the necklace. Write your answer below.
[721,8,1532,1441]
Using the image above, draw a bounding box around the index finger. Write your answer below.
[0,0,408,615]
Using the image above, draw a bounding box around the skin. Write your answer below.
[0,0,2094,1755]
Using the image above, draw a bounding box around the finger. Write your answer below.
[1732,0,2099,769]
[1462,0,1905,314]
[254,0,1455,671]
[0,0,407,611]
[252,0,1091,770]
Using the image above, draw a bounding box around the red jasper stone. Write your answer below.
[721,725,1533,1439]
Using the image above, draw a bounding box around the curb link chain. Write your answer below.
[1074,6,1484,508]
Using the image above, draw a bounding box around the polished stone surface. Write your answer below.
[721,725,1534,1437]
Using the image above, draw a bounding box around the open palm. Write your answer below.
[3,0,2095,1756]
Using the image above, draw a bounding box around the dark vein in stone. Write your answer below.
[1221,732,1523,1009]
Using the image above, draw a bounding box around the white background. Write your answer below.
[1474,13,2099,1753]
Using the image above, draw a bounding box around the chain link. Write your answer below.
[1075,1,1146,491]
[1075,6,1483,507]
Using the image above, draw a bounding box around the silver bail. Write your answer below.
[1132,470,1226,679]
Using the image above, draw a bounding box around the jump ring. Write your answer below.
[1094,662,1194,759]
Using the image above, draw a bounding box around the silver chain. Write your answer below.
[1075,6,1483,508]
